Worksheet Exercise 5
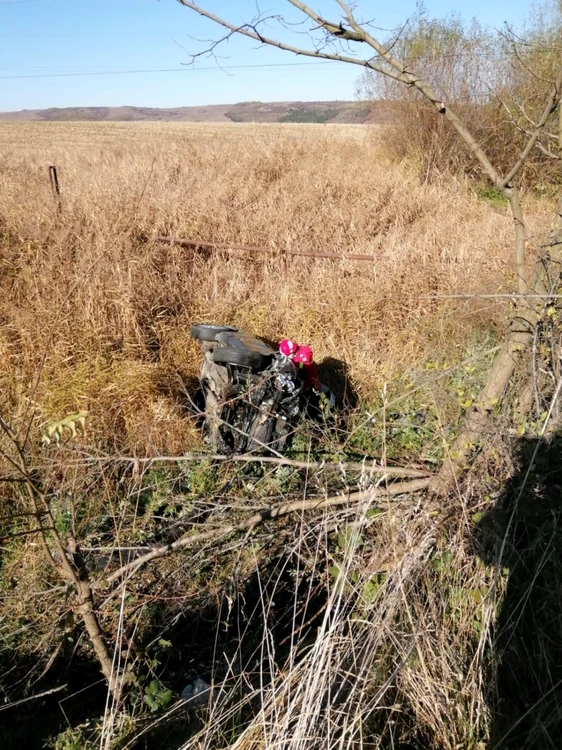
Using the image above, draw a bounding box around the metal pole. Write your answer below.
[48,165,61,201]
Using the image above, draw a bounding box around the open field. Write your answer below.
[0,121,559,749]
[0,121,551,453]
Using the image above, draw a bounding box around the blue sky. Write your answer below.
[0,0,535,111]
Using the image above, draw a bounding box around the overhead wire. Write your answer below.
[0,61,335,80]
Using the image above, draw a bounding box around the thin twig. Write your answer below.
[500,67,562,188]
[0,683,67,712]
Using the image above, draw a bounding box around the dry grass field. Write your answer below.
[0,121,550,454]
[1,121,559,749]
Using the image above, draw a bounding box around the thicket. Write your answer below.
[279,108,336,123]
[359,4,562,187]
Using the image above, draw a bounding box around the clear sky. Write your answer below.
[0,0,535,112]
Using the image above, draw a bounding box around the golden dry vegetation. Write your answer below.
[1,122,559,750]
[0,121,551,454]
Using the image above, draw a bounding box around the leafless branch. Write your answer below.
[508,36,556,85]
[104,477,430,584]
[504,23,562,52]
[177,2,386,70]
[65,450,429,478]
[0,683,67,713]
[118,452,432,478]
[0,412,118,696]
[519,99,560,141]
[494,92,561,160]
[500,67,562,187]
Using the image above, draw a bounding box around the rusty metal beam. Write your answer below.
[157,235,376,262]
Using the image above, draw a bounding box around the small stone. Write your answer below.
[181,677,216,707]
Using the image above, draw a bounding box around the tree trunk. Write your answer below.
[76,579,117,693]
[430,197,562,493]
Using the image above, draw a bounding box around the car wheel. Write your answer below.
[211,346,265,370]
[191,324,238,342]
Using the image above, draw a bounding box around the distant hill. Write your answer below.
[0,100,389,124]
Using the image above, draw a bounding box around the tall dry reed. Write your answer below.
[0,121,549,453]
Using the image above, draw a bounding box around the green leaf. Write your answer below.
[41,410,88,446]
[147,680,160,695]
[337,528,364,553]
[363,573,386,604]
[144,694,159,712]
[432,549,452,571]
[471,589,483,604]
[159,689,173,709]
[328,565,341,580]
[471,585,490,604]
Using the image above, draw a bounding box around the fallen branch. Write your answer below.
[104,477,430,584]
[114,453,432,479]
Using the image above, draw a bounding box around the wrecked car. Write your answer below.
[190,324,334,455]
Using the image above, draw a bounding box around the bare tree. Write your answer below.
[176,0,562,491]
[0,414,118,696]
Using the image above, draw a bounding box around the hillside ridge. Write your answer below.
[0,100,381,124]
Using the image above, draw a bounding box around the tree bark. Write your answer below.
[0,420,119,697]
[75,579,117,692]
[430,197,562,493]
[506,186,528,295]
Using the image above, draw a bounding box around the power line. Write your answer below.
[0,61,334,80]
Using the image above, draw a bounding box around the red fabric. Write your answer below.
[279,339,298,357]
[299,361,321,391]
[293,346,313,365]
